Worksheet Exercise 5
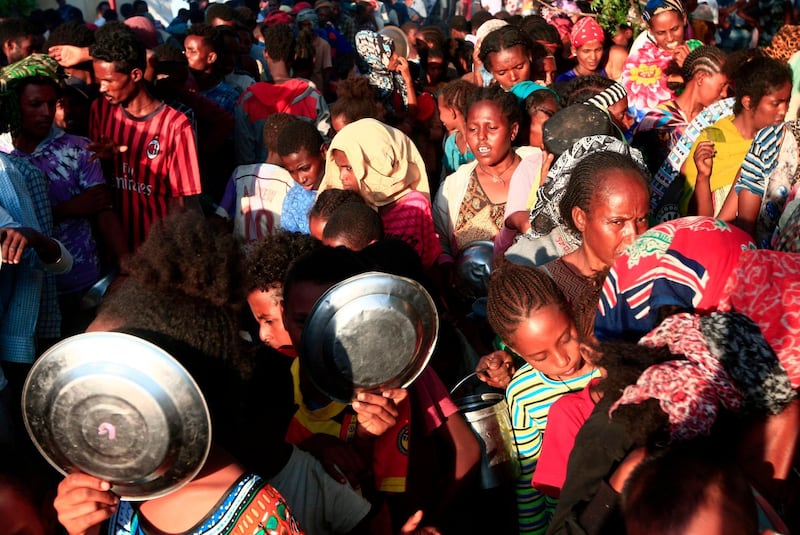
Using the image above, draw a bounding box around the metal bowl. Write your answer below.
[22,332,211,501]
[378,26,410,59]
[456,241,494,297]
[301,272,438,403]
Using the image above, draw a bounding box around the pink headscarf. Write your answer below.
[124,16,159,50]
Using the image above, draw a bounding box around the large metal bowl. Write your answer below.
[301,272,438,403]
[456,240,494,297]
[22,332,211,500]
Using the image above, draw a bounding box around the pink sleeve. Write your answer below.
[411,367,459,434]
[532,383,597,497]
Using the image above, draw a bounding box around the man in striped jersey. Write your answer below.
[89,22,202,253]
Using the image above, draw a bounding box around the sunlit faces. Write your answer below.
[485,44,531,91]
[696,71,729,108]
[280,146,326,190]
[648,10,686,51]
[505,304,594,380]
[748,82,792,131]
[183,34,216,73]
[573,170,650,270]
[93,60,140,106]
[247,287,293,351]
[466,99,518,167]
[573,40,604,74]
[331,149,360,191]
[19,83,58,141]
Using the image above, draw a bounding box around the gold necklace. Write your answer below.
[477,154,519,185]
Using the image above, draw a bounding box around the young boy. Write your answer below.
[277,120,327,234]
[216,113,297,241]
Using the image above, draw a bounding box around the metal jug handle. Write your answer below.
[449,368,487,396]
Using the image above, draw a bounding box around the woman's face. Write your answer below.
[574,40,604,74]
[332,149,360,191]
[486,44,531,91]
[575,169,649,270]
[696,71,729,107]
[648,10,685,51]
[749,82,791,130]
[505,304,593,380]
[466,100,518,167]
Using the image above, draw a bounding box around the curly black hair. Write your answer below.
[0,18,35,49]
[730,54,793,115]
[467,84,522,128]
[244,231,320,294]
[276,118,324,157]
[262,23,295,64]
[263,113,299,154]
[44,20,94,49]
[186,21,214,46]
[89,21,146,73]
[559,151,649,235]
[205,2,236,24]
[565,74,616,106]
[322,202,384,250]
[478,24,533,71]
[309,188,367,222]
[330,75,385,126]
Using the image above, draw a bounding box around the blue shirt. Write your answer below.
[280,183,316,234]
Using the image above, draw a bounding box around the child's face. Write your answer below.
[527,99,558,149]
[437,93,461,133]
[573,40,603,73]
[332,149,360,191]
[505,304,593,380]
[281,147,325,191]
[183,35,215,73]
[247,288,293,351]
[282,280,333,350]
[486,44,531,91]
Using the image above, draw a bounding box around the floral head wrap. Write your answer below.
[320,118,430,207]
[355,30,408,108]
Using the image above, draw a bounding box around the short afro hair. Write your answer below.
[45,20,94,50]
[309,188,366,222]
[263,113,299,154]
[276,119,324,157]
[322,202,384,250]
[90,21,146,73]
[244,231,320,294]
[205,2,236,24]
[262,23,295,64]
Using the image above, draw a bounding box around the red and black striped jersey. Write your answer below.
[90,99,202,252]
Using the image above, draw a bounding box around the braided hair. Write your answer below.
[438,78,478,119]
[486,262,569,343]
[681,45,726,83]
[559,151,649,235]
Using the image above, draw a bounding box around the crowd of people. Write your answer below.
[0,0,799,533]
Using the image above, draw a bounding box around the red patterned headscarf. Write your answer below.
[571,17,604,49]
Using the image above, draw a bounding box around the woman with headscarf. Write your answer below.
[0,54,125,335]
[319,118,440,269]
[620,0,702,126]
[355,30,417,120]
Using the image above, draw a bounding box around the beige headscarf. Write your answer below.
[321,118,430,207]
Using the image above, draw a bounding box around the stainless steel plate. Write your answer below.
[301,272,438,403]
[23,332,211,500]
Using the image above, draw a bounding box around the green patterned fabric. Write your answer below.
[0,53,64,135]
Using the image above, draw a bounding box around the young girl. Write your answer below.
[320,118,441,270]
[437,79,476,177]
[554,17,607,83]
[486,262,601,535]
[478,25,534,92]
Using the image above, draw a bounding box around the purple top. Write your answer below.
[12,128,105,293]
